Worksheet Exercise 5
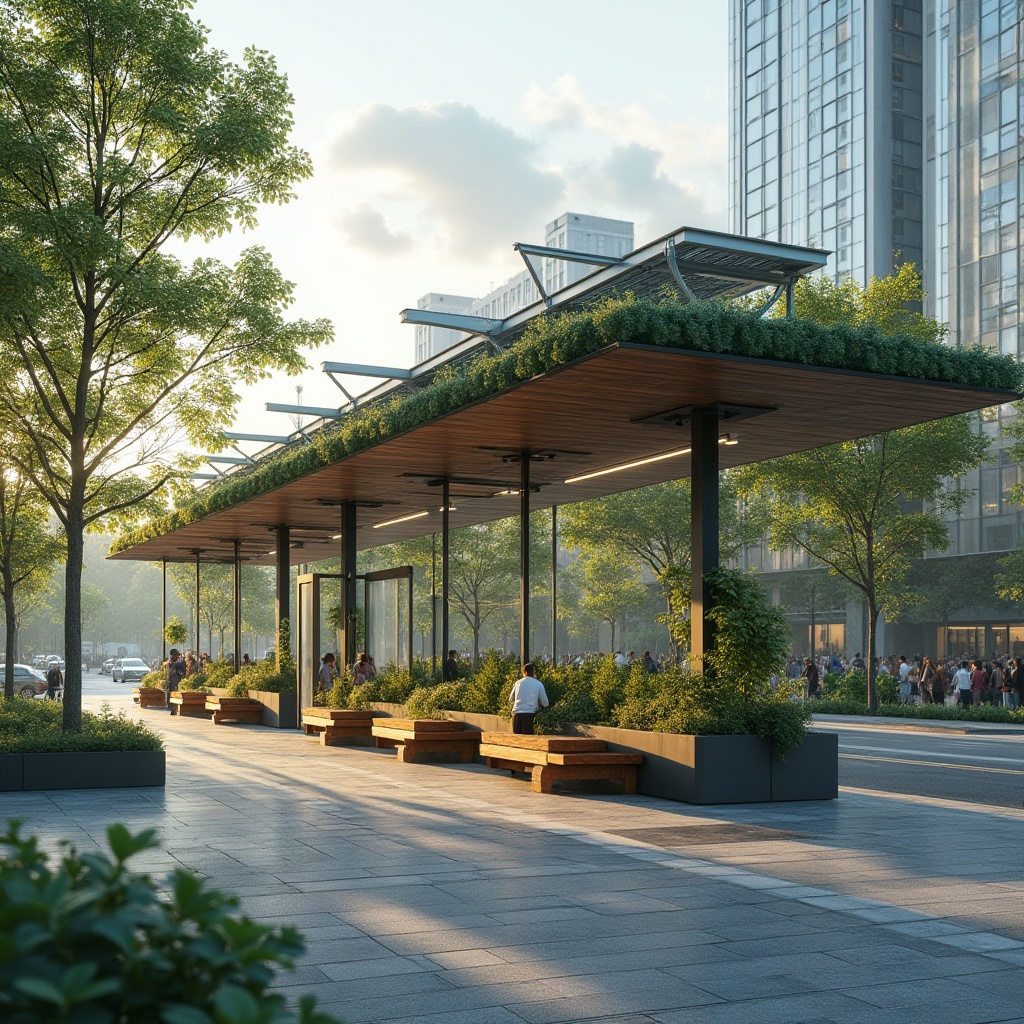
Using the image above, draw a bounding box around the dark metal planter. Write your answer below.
[18,750,165,791]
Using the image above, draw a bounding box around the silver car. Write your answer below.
[112,657,150,684]
[1,663,49,697]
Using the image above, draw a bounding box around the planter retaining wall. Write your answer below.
[0,750,165,791]
[361,703,836,804]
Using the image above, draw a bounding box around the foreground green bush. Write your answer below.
[140,670,164,688]
[0,822,339,1024]
[0,699,163,754]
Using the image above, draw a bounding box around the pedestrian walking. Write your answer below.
[509,663,549,735]
[165,649,186,710]
[953,661,973,706]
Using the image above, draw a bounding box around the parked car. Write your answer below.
[112,658,150,684]
[45,655,66,672]
[0,663,49,697]
[101,658,115,674]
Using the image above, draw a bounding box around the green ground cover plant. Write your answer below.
[225,659,296,697]
[112,295,1024,556]
[0,699,162,754]
[0,822,339,1024]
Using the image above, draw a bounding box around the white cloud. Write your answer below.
[327,102,564,258]
[334,203,413,256]
[521,74,727,231]
[580,143,717,233]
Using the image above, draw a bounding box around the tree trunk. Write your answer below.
[63,511,85,732]
[3,580,16,699]
[866,596,880,714]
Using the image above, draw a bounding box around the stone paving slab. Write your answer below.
[3,693,1024,1024]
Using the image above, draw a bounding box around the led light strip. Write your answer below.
[372,510,431,529]
[564,435,737,485]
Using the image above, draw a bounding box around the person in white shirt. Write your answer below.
[509,663,549,735]
[953,661,973,706]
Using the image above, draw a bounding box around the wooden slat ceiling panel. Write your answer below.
[111,343,1018,564]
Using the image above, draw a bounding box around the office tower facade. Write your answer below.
[730,0,1024,658]
[415,213,634,364]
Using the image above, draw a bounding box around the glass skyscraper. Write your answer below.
[730,0,1024,658]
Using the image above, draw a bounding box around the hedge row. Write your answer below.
[0,698,164,753]
[110,296,1024,555]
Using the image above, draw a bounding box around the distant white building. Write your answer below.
[415,212,634,363]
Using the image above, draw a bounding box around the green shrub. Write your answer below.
[461,651,520,714]
[406,682,467,719]
[140,670,164,688]
[822,669,899,705]
[163,614,188,646]
[612,668,810,757]
[0,822,339,1024]
[347,661,432,709]
[704,566,789,698]
[225,660,297,697]
[177,672,208,692]
[815,697,1024,724]
[204,662,236,690]
[0,699,163,754]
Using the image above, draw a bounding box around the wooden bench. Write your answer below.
[371,718,481,764]
[132,686,166,708]
[205,696,262,725]
[301,708,379,746]
[478,733,643,794]
[169,691,211,717]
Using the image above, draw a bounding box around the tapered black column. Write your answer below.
[161,559,167,664]
[275,525,290,670]
[441,480,450,667]
[431,532,437,676]
[551,506,558,662]
[233,541,242,672]
[340,501,357,670]
[194,551,201,656]
[690,409,720,670]
[520,452,530,665]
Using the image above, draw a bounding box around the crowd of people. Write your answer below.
[786,650,1024,707]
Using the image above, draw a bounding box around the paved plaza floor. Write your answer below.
[3,694,1024,1024]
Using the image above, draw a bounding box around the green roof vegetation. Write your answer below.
[110,296,1024,556]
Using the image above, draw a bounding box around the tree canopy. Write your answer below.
[0,0,331,728]
[737,265,990,709]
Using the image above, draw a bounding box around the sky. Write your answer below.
[185,0,729,446]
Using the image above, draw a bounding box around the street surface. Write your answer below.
[815,721,1024,810]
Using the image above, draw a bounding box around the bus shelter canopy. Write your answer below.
[109,339,1020,566]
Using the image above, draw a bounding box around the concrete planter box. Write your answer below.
[251,690,298,729]
[770,731,838,801]
[366,703,837,804]
[574,726,837,804]
[0,752,25,791]
[0,750,165,792]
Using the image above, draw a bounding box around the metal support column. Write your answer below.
[520,452,531,666]
[786,278,795,318]
[275,525,290,670]
[161,559,167,664]
[233,541,242,672]
[551,506,558,662]
[194,551,201,657]
[431,533,437,676]
[690,409,720,671]
[441,480,450,666]
[340,502,358,671]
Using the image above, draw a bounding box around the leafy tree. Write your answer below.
[909,554,1003,632]
[0,0,331,730]
[564,549,647,651]
[164,615,188,647]
[0,463,62,696]
[737,267,989,711]
[559,478,752,655]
